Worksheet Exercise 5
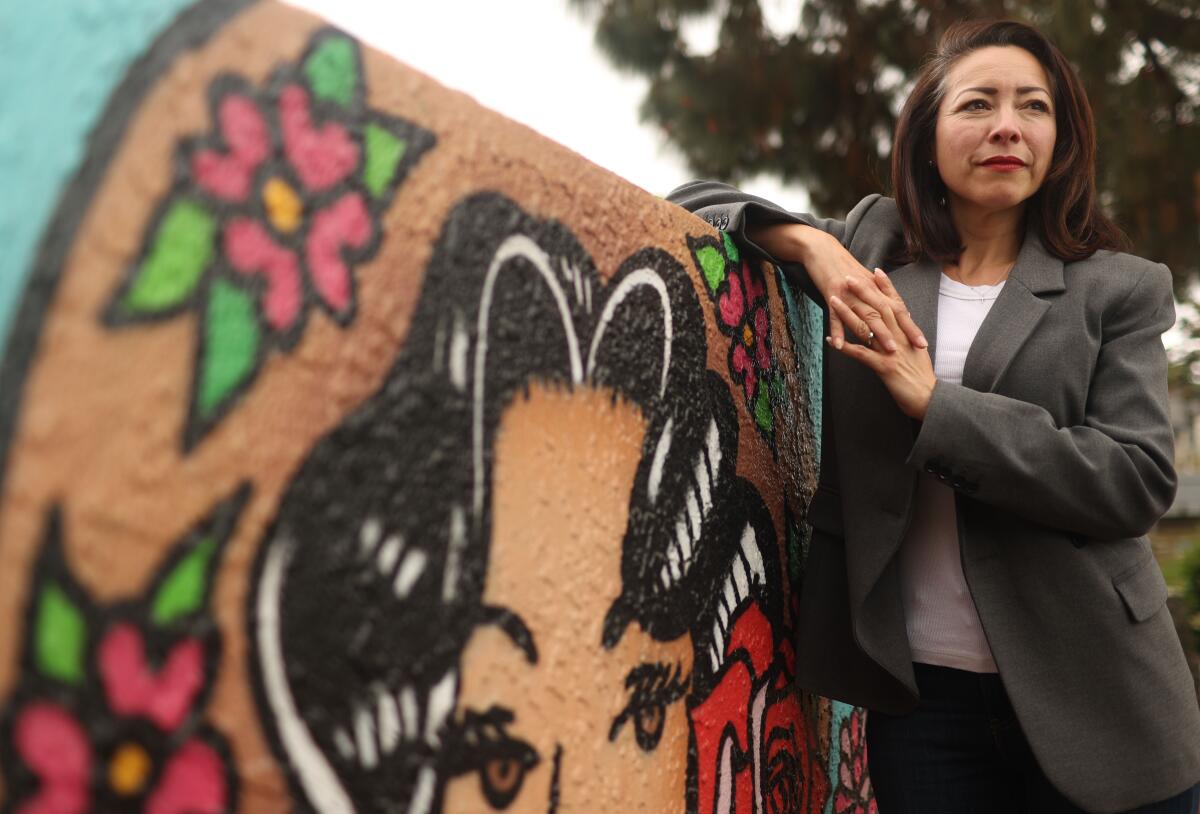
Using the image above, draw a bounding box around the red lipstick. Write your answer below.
[981,155,1026,171]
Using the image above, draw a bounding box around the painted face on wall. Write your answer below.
[443,384,694,813]
[935,45,1057,216]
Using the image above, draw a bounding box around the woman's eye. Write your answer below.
[964,99,988,111]
[633,703,666,752]
[480,756,527,809]
[1029,100,1050,111]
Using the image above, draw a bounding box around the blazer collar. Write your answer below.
[887,219,1064,394]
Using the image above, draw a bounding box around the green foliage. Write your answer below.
[572,0,1200,286]
[1182,540,1200,650]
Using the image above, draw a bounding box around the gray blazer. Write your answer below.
[668,180,1200,813]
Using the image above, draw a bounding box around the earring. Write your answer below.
[939,195,946,206]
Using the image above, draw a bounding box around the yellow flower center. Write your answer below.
[109,742,152,796]
[263,177,303,234]
[742,322,754,347]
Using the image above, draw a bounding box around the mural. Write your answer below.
[0,489,247,813]
[102,28,435,449]
[0,1,875,812]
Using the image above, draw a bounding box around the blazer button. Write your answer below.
[924,462,938,474]
[951,476,966,489]
[965,481,979,494]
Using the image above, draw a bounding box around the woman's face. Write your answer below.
[444,384,693,814]
[934,45,1057,217]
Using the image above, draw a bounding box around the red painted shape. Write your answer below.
[145,739,228,814]
[191,94,271,202]
[689,602,830,813]
[224,218,303,331]
[13,702,90,814]
[719,269,745,329]
[98,623,204,732]
[279,84,359,192]
[306,192,371,315]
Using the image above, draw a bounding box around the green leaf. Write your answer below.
[34,584,86,685]
[151,537,218,626]
[754,384,773,433]
[197,279,261,419]
[363,123,407,198]
[722,231,740,263]
[695,245,726,294]
[122,200,215,314]
[305,36,358,107]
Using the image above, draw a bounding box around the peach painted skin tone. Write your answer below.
[444,385,693,814]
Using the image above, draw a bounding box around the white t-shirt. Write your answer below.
[899,271,1006,673]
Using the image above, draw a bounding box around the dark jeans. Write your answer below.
[865,661,1200,814]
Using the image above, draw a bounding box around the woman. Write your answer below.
[668,19,1200,814]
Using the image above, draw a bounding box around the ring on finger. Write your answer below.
[865,329,875,348]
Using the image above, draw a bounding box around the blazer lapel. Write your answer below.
[961,223,1064,393]
[889,257,941,362]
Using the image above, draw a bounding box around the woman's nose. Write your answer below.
[989,108,1022,143]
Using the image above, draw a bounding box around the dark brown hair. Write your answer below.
[890,19,1129,265]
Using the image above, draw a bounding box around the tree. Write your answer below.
[572,0,1200,288]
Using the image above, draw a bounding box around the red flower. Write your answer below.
[10,700,228,814]
[98,622,204,732]
[688,602,830,813]
[717,261,772,403]
[833,709,877,814]
[190,85,372,332]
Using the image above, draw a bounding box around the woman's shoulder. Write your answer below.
[1065,248,1170,287]
[1063,248,1173,317]
[844,194,902,248]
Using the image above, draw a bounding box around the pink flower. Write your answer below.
[718,261,772,403]
[190,85,372,333]
[10,700,228,813]
[833,709,877,814]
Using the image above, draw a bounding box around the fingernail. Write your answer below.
[836,337,844,349]
[830,295,841,305]
[887,340,897,351]
[919,335,928,347]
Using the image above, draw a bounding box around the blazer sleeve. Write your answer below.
[666,180,883,306]
[906,262,1178,540]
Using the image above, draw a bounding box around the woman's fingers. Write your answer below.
[873,269,929,349]
[826,332,885,373]
[828,294,893,351]
[843,276,902,349]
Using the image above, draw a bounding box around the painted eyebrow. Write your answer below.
[954,86,1051,101]
[479,604,538,664]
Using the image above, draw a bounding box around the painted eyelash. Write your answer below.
[608,662,689,742]
[443,706,540,777]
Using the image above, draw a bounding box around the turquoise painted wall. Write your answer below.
[0,0,198,353]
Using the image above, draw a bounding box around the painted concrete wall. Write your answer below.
[0,1,874,812]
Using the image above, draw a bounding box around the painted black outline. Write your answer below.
[245,193,798,814]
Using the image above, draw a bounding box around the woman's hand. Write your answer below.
[746,222,928,352]
[828,271,937,420]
